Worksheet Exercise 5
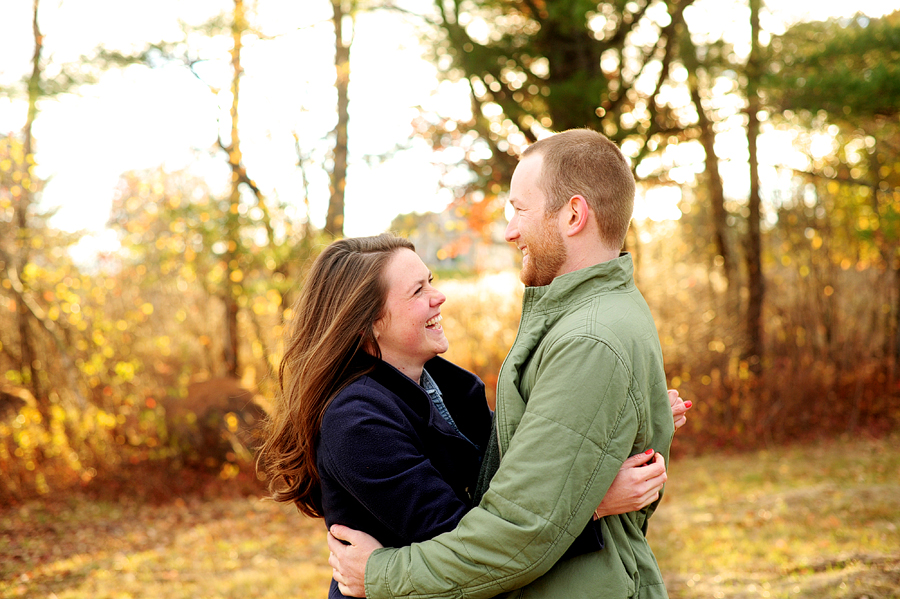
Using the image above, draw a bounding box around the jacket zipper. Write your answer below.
[495,288,533,461]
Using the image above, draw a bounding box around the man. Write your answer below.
[330,129,679,598]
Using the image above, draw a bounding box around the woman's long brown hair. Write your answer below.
[256,234,414,517]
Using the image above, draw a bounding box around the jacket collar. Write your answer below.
[521,252,635,315]
[348,351,471,400]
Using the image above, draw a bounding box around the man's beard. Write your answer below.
[520,218,567,287]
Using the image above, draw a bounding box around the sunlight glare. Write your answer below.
[809,133,836,161]
[634,186,683,223]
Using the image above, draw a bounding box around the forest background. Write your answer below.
[1,0,899,594]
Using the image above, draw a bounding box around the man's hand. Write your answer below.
[593,450,667,519]
[669,389,692,431]
[327,524,383,598]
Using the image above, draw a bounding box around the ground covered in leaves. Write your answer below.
[2,433,899,599]
[653,432,900,599]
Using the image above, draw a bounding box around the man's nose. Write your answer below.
[504,218,518,243]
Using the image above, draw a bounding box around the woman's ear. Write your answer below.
[361,326,380,355]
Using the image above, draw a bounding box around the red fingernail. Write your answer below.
[684,401,693,408]
[645,449,654,455]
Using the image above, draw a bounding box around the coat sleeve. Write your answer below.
[365,336,643,599]
[320,385,470,544]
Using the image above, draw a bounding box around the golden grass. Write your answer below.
[2,434,898,598]
[653,433,900,598]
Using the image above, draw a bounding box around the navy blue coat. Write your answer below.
[317,354,492,598]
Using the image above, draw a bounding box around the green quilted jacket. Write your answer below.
[366,254,674,599]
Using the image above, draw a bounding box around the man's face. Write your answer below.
[505,154,567,287]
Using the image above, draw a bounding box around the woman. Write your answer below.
[257,234,682,598]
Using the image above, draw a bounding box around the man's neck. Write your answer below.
[558,246,620,277]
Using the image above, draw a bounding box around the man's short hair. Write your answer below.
[523,129,635,251]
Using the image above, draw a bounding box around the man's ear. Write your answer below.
[563,195,590,237]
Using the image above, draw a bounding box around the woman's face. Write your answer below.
[373,248,448,380]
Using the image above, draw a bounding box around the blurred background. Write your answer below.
[3,1,900,597]
[1,0,899,556]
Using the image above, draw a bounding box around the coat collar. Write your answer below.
[522,252,635,315]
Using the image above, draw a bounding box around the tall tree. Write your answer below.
[15,0,44,405]
[326,0,354,238]
[679,23,735,297]
[744,0,765,374]
[96,2,289,378]
[222,0,248,378]
[766,9,900,373]
[412,0,694,204]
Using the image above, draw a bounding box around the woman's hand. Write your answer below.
[327,525,384,597]
[593,450,667,519]
[669,389,692,431]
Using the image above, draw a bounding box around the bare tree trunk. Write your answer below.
[680,28,735,299]
[17,0,43,410]
[326,0,352,239]
[744,0,764,375]
[223,0,245,379]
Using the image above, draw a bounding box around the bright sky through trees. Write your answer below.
[0,0,896,261]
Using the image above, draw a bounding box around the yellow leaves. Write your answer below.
[225,412,239,432]
[157,336,172,357]
[230,269,244,283]
[97,411,118,429]
[140,303,154,316]
[114,361,137,382]
[219,462,240,480]
[708,340,726,353]
[22,262,39,280]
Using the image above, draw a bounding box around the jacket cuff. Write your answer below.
[365,547,396,599]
